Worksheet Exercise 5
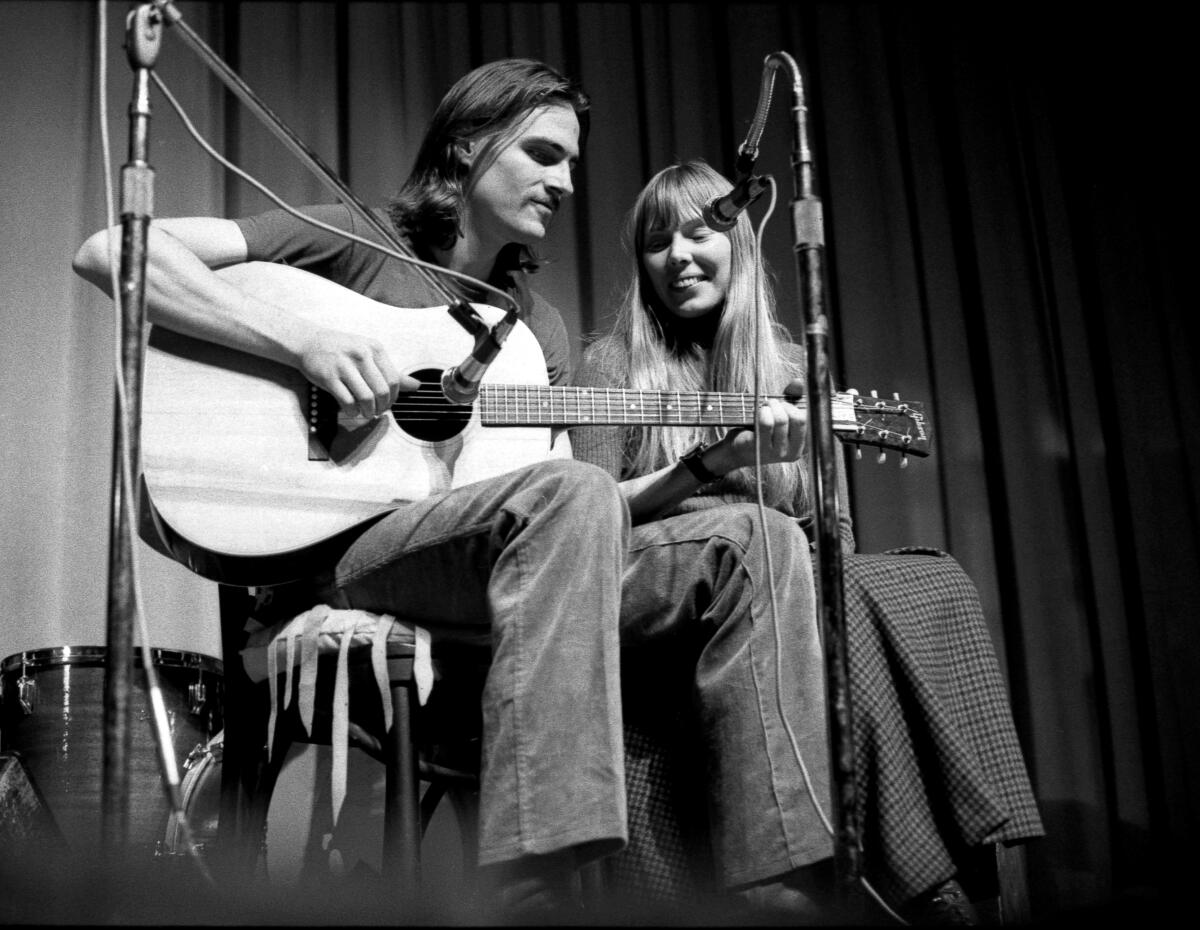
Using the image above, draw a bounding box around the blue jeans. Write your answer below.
[324,462,829,887]
[321,459,629,867]
[622,504,832,888]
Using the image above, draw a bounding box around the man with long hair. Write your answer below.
[75,58,628,919]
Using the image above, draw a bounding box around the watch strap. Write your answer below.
[680,441,721,484]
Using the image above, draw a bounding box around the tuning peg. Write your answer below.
[900,454,909,469]
[893,392,900,401]
[877,450,887,464]
[855,445,862,460]
[870,389,878,398]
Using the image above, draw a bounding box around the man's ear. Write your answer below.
[454,139,474,169]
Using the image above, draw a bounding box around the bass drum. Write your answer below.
[0,646,223,853]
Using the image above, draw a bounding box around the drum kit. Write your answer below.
[0,642,381,885]
[0,644,224,860]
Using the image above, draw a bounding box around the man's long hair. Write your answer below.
[607,159,806,511]
[387,58,590,266]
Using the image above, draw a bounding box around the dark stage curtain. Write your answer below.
[1,1,1194,920]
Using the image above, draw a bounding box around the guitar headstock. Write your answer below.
[831,389,932,466]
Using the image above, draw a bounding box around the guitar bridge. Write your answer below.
[307,384,338,461]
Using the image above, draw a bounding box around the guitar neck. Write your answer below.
[476,383,930,457]
[479,384,778,427]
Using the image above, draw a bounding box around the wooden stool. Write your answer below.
[215,587,482,908]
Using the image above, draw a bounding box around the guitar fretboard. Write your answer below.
[478,385,796,427]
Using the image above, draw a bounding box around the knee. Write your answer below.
[518,459,628,537]
[540,458,622,505]
[715,503,804,555]
[702,506,813,605]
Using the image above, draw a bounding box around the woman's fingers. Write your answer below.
[754,398,804,462]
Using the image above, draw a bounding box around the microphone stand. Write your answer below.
[102,1,162,854]
[761,50,864,904]
[104,0,514,881]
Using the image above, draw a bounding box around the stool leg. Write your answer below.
[383,678,420,903]
[448,786,481,887]
[997,842,1032,925]
[217,585,264,878]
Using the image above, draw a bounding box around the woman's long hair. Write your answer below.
[611,159,806,510]
[387,58,590,267]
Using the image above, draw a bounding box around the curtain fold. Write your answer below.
[1,1,1193,919]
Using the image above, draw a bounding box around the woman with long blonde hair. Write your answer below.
[573,159,847,919]
[578,159,834,529]
[573,160,1043,924]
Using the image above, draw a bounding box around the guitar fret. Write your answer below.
[485,387,754,427]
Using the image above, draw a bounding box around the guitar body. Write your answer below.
[140,262,553,583]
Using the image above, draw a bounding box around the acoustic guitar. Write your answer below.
[139,262,930,585]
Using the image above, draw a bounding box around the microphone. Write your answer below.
[703,56,781,232]
[440,304,516,405]
[440,341,499,405]
[701,172,769,232]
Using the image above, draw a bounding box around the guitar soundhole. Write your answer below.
[394,368,473,442]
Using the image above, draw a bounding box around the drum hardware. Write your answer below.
[188,669,208,717]
[183,742,207,772]
[17,658,35,715]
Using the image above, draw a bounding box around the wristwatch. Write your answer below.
[679,441,721,484]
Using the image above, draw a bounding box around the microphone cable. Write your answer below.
[148,73,519,321]
[748,176,833,839]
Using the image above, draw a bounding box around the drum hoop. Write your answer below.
[1,646,223,677]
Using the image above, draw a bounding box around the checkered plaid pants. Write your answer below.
[605,549,1044,908]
